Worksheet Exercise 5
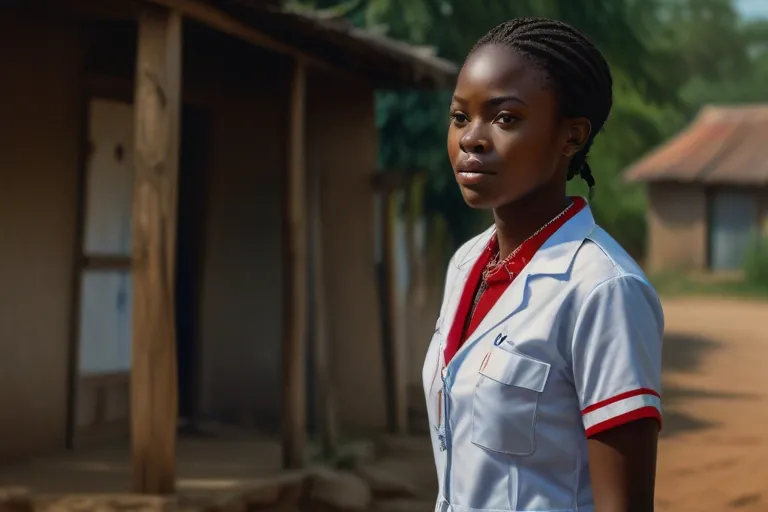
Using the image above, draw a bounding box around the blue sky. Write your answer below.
[736,0,768,19]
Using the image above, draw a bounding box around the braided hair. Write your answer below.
[469,18,613,196]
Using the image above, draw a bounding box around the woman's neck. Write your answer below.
[492,187,571,260]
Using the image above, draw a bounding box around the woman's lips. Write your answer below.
[455,159,496,186]
[456,170,495,186]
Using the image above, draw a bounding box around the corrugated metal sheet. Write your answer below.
[623,105,768,185]
[206,0,459,88]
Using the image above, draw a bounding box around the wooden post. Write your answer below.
[130,4,182,494]
[282,58,308,469]
[310,168,339,458]
[381,189,408,434]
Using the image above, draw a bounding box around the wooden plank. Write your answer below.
[405,175,426,305]
[377,193,395,433]
[387,192,408,434]
[82,255,133,271]
[281,58,308,470]
[66,78,91,451]
[310,168,338,458]
[380,191,408,434]
[130,4,183,494]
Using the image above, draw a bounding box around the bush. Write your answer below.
[743,235,768,287]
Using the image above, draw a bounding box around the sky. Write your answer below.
[736,0,768,19]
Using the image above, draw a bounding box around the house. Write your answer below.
[0,0,456,491]
[623,105,768,273]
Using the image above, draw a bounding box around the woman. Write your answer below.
[423,18,663,512]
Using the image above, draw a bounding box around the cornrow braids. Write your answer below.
[469,18,613,196]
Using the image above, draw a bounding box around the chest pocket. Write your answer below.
[471,346,550,456]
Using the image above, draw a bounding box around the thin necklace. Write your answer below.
[482,200,574,281]
[465,200,575,329]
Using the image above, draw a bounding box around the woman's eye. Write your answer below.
[450,112,468,124]
[496,114,516,124]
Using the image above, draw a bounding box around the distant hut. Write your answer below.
[624,105,768,272]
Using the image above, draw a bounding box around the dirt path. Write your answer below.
[655,297,768,511]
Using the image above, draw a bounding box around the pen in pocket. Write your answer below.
[480,352,491,372]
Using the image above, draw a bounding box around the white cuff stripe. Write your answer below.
[583,393,661,430]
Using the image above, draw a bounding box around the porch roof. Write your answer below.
[163,0,458,88]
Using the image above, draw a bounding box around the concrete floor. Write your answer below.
[0,432,284,502]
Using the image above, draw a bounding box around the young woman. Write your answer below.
[423,18,663,512]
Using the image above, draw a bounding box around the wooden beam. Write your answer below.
[380,191,408,434]
[82,255,133,271]
[130,3,183,494]
[66,0,139,20]
[310,168,338,458]
[147,0,336,74]
[281,58,308,470]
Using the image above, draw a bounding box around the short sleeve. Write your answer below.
[571,274,664,438]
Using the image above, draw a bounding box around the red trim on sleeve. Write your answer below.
[585,406,662,438]
[581,388,661,415]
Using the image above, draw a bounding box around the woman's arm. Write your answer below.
[588,418,658,512]
[569,274,664,512]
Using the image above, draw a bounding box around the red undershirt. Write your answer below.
[443,197,587,365]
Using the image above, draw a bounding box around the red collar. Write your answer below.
[484,197,587,283]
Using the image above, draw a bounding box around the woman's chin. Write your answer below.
[459,186,497,210]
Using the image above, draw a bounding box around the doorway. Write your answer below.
[71,97,210,444]
[708,189,758,271]
[176,106,210,425]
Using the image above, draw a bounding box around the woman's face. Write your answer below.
[447,44,588,209]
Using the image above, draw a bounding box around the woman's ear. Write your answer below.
[563,118,592,158]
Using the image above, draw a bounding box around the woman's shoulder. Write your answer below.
[576,225,649,281]
[571,225,662,316]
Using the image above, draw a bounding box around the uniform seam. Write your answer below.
[572,273,651,338]
[583,233,623,273]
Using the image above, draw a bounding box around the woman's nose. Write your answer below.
[460,128,490,154]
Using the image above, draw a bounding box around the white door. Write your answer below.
[709,190,757,271]
[75,98,135,431]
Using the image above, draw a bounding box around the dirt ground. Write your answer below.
[1,297,765,511]
[654,297,768,511]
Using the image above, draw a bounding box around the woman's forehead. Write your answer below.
[454,44,551,104]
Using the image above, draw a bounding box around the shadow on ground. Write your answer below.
[660,332,762,438]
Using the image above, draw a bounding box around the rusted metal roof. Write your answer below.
[205,0,459,88]
[623,105,768,185]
